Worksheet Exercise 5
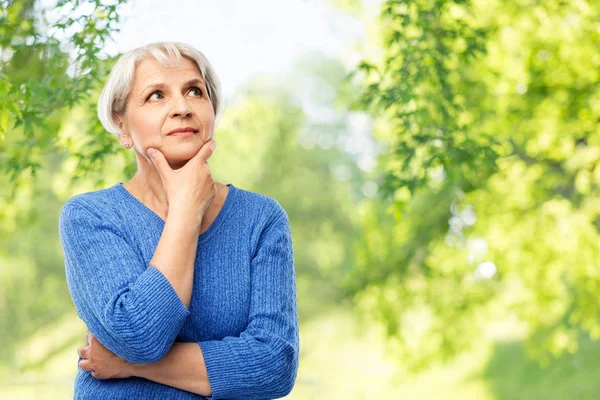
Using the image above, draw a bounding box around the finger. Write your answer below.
[88,335,98,346]
[147,148,172,178]
[77,346,89,359]
[79,359,93,371]
[85,331,92,344]
[91,369,104,380]
[192,139,217,164]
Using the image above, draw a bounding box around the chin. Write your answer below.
[164,147,200,168]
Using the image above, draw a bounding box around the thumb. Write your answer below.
[147,148,171,178]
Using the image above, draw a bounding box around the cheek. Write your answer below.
[126,111,163,142]
[197,107,216,132]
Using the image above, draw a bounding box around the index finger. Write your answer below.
[192,139,217,164]
[77,345,89,359]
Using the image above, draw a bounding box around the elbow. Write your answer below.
[260,341,299,398]
[272,369,298,398]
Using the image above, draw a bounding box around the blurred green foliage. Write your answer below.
[0,0,127,186]
[348,0,600,370]
[483,334,600,399]
[0,0,369,386]
[3,0,600,396]
[0,0,128,374]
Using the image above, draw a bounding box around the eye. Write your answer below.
[147,91,164,101]
[188,86,203,97]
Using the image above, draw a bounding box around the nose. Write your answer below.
[170,94,192,118]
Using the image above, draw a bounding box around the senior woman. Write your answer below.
[58,41,299,400]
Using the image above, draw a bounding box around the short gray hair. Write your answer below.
[97,41,223,135]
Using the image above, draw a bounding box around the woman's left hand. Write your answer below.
[77,331,134,380]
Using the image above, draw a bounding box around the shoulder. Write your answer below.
[231,185,289,226]
[59,184,123,232]
[232,187,293,260]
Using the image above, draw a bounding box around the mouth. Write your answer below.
[167,127,199,136]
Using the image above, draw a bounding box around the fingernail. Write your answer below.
[147,148,156,158]
[212,141,217,150]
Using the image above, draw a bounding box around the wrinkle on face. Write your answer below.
[116,56,216,167]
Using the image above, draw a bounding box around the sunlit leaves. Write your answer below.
[0,0,127,191]
[349,0,600,369]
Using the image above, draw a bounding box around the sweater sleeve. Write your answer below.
[59,199,190,364]
[198,204,299,400]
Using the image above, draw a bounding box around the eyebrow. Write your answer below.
[139,78,206,97]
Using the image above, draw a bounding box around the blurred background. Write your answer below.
[1,0,600,398]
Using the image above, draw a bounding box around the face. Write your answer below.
[115,56,215,169]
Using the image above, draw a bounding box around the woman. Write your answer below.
[58,41,299,399]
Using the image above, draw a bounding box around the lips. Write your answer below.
[167,127,198,136]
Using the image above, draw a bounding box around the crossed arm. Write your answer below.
[67,197,212,395]
[60,199,299,399]
[78,332,211,396]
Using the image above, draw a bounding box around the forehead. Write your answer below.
[133,57,202,87]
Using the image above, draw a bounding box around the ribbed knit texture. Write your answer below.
[58,182,299,400]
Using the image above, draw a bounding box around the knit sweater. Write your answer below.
[58,182,299,400]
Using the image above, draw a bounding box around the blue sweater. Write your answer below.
[58,182,299,400]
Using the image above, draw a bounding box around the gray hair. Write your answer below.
[97,41,223,135]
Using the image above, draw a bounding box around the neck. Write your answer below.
[129,154,171,218]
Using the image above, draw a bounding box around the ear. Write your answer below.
[112,115,130,147]
[112,113,125,133]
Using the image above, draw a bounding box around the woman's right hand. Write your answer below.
[146,139,217,225]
